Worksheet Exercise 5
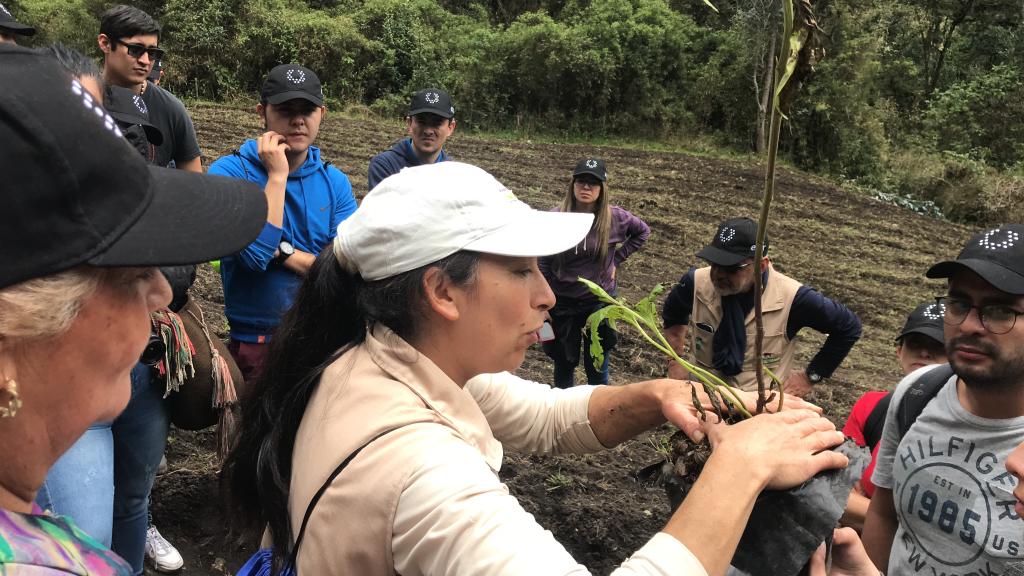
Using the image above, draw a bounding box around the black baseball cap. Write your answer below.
[926,225,1024,295]
[896,302,946,344]
[0,2,34,37]
[409,88,454,119]
[0,46,267,290]
[104,85,163,146]
[697,217,770,266]
[261,63,324,106]
[572,158,607,182]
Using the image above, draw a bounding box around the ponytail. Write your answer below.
[222,246,478,573]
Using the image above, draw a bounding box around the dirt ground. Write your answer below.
[147,103,973,574]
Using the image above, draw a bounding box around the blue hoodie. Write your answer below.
[208,139,357,342]
[367,138,449,190]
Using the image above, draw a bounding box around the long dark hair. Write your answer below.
[222,246,478,573]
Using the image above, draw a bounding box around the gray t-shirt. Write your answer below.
[140,81,201,168]
[873,364,1024,574]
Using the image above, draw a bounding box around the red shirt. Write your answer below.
[842,391,887,498]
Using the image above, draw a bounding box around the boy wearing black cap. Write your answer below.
[367,88,456,190]
[0,2,34,44]
[661,217,862,396]
[840,301,948,532]
[208,64,357,381]
[97,5,201,172]
[864,225,1024,575]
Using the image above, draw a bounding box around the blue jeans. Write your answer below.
[37,423,114,546]
[37,363,169,576]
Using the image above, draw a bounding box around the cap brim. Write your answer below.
[462,211,594,258]
[108,111,164,146]
[266,91,323,106]
[0,22,35,36]
[897,326,945,344]
[88,167,267,267]
[409,107,454,119]
[696,244,749,266]
[926,259,1024,295]
[572,168,606,182]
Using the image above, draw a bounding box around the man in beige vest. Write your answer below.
[662,217,861,397]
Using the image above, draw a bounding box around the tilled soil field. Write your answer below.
[149,103,972,574]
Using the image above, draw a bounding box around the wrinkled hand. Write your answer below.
[258,131,290,179]
[784,370,814,398]
[808,528,879,576]
[660,380,822,443]
[702,409,847,491]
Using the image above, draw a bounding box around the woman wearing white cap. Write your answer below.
[224,162,849,575]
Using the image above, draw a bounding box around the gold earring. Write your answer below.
[0,378,22,419]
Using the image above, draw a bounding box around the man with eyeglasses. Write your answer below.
[863,224,1024,576]
[661,217,861,397]
[97,5,201,172]
[367,88,456,190]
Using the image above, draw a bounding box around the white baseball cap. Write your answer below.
[336,162,594,281]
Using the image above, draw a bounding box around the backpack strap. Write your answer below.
[862,392,892,452]
[285,426,405,571]
[895,363,955,440]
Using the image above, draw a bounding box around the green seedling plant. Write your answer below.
[580,278,756,421]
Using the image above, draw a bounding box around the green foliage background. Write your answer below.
[8,0,1023,223]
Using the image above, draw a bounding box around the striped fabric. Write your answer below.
[0,507,131,574]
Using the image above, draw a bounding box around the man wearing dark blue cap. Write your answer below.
[661,217,861,396]
[208,64,357,381]
[864,224,1024,575]
[367,88,457,190]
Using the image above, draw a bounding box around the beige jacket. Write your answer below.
[287,326,707,575]
[688,265,801,391]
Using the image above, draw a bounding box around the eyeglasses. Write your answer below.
[712,261,754,274]
[115,39,165,62]
[574,177,601,189]
[937,296,1024,335]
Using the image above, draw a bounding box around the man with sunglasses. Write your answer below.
[367,88,456,190]
[97,5,201,172]
[863,224,1024,576]
[661,217,861,397]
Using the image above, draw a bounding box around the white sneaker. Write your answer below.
[145,525,184,572]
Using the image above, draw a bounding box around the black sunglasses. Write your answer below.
[115,39,165,61]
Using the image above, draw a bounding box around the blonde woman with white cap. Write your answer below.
[223,162,849,575]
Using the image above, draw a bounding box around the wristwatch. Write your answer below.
[276,240,295,264]
[807,370,824,384]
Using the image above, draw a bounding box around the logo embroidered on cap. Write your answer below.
[923,303,945,320]
[425,92,440,104]
[0,3,11,17]
[978,228,1020,251]
[285,69,306,84]
[719,227,736,243]
[132,94,148,115]
[586,159,598,168]
[71,79,122,138]
[450,106,455,114]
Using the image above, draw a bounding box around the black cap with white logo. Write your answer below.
[926,225,1024,295]
[0,45,267,290]
[409,88,455,119]
[896,301,946,344]
[261,63,324,106]
[697,217,769,266]
[0,2,34,37]
[104,85,163,146]
[573,158,607,182]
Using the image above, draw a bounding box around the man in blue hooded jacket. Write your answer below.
[208,63,357,380]
[367,88,456,190]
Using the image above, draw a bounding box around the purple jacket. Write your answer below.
[540,205,650,301]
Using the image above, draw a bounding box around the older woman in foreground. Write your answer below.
[0,45,266,573]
